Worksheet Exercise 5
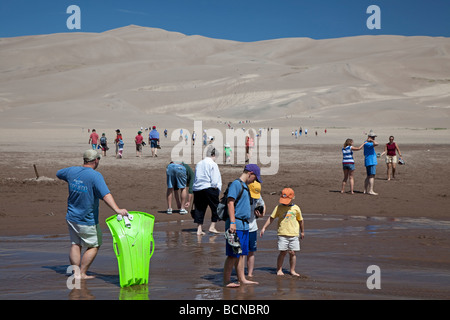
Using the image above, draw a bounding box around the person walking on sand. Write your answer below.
[192,146,222,235]
[223,164,262,287]
[341,139,366,194]
[149,126,160,157]
[100,133,108,157]
[192,131,196,146]
[114,129,122,156]
[364,130,379,195]
[117,138,124,159]
[260,188,304,277]
[247,180,265,278]
[245,134,254,163]
[88,129,99,150]
[135,131,144,157]
[56,149,128,280]
[380,136,403,180]
[224,143,232,163]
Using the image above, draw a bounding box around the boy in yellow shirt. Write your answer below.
[260,188,304,276]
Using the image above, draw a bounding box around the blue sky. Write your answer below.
[1,0,449,41]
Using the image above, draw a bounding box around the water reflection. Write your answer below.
[1,214,449,300]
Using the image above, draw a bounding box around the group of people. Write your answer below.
[57,143,305,287]
[341,131,403,195]
[58,126,404,288]
[165,145,305,287]
[88,127,161,159]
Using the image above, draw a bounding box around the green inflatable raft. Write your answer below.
[106,211,155,287]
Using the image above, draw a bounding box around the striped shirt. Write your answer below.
[342,145,354,164]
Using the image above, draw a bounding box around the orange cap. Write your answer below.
[279,188,295,205]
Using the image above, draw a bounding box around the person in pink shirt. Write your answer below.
[89,129,99,150]
[135,131,144,157]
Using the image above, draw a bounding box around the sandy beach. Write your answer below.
[1,26,449,301]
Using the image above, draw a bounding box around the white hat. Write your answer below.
[83,149,101,162]
[368,130,377,137]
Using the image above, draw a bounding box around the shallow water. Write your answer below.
[0,214,449,300]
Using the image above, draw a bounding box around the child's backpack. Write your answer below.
[217,179,246,221]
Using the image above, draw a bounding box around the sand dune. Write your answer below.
[0,25,449,129]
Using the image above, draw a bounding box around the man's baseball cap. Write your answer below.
[83,149,101,162]
[279,188,295,205]
[248,181,261,199]
[245,164,262,183]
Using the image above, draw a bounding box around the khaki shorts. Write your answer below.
[385,155,398,164]
[278,235,300,251]
[67,220,102,248]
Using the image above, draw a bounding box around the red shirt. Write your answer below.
[89,132,99,144]
[135,134,143,144]
[386,143,397,156]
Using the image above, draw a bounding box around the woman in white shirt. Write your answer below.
[192,146,222,235]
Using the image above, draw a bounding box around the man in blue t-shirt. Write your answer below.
[364,131,379,195]
[57,149,128,279]
[223,164,262,288]
[148,126,160,157]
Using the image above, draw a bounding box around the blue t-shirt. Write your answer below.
[56,167,110,226]
[149,129,159,140]
[364,141,377,166]
[226,179,251,231]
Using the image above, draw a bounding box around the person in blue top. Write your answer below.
[364,130,379,195]
[341,138,366,194]
[57,149,128,280]
[223,164,262,288]
[149,126,160,157]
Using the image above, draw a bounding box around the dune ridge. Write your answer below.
[0,25,449,128]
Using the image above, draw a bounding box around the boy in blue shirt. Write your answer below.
[223,164,262,288]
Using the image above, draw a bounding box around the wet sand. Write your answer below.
[1,214,449,301]
[1,128,450,300]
